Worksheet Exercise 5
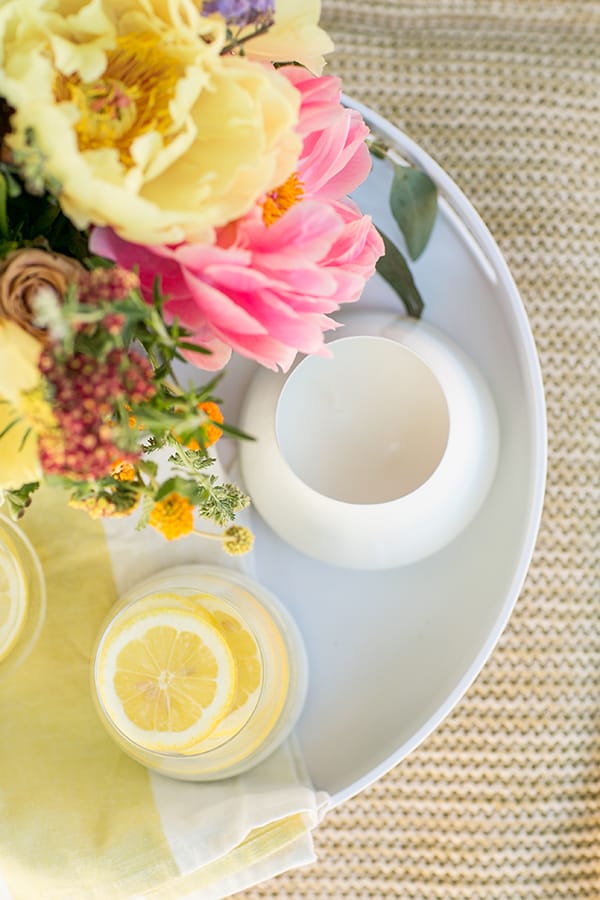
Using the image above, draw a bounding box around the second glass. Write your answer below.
[91,564,308,781]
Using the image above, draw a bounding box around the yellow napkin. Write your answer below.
[0,488,327,899]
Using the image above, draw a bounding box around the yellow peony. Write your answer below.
[245,0,335,74]
[0,0,302,245]
[0,321,43,491]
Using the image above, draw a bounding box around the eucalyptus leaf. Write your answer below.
[390,165,438,260]
[375,230,424,319]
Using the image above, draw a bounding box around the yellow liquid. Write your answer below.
[0,515,45,676]
[92,566,304,781]
[0,526,28,662]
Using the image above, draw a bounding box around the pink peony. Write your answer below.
[91,67,383,371]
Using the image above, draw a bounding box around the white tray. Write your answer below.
[210,100,546,807]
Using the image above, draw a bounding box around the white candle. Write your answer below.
[240,322,499,570]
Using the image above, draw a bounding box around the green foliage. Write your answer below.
[166,440,250,525]
[366,132,439,318]
[0,160,90,263]
[2,482,39,520]
[375,229,424,319]
[389,165,438,261]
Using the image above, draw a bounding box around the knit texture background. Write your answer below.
[241,0,599,897]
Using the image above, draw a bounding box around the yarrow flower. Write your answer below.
[92,65,384,371]
[68,492,139,519]
[76,268,139,304]
[38,348,155,480]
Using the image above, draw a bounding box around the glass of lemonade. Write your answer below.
[0,513,46,679]
[91,565,308,780]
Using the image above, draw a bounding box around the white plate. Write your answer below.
[210,100,547,807]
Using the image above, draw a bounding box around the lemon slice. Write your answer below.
[184,594,263,750]
[0,545,27,663]
[96,606,236,753]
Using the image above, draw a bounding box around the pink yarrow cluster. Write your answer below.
[38,348,154,480]
[92,66,383,371]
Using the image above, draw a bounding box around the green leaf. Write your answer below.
[177,340,213,355]
[389,165,438,260]
[137,458,158,478]
[154,476,200,503]
[218,421,255,442]
[3,482,39,519]
[375,230,424,319]
[3,170,22,198]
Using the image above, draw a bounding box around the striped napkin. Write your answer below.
[0,480,328,899]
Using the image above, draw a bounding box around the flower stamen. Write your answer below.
[262,172,304,226]
[57,33,183,168]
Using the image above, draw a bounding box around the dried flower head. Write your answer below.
[0,248,84,341]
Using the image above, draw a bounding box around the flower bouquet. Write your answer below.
[0,0,435,551]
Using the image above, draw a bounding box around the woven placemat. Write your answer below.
[241,1,599,897]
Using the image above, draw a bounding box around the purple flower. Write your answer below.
[203,0,274,28]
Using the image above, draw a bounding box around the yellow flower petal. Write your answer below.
[0,321,42,407]
[0,0,302,245]
[246,0,335,75]
[0,400,41,491]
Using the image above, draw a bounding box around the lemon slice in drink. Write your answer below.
[0,546,27,663]
[96,606,236,753]
[184,594,263,751]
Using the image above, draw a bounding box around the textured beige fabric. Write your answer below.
[241,1,600,897]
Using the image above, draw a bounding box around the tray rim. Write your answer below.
[326,99,548,807]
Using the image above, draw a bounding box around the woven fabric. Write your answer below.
[241,0,600,897]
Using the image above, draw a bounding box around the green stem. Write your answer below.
[193,528,224,542]
[221,20,273,55]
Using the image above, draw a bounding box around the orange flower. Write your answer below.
[148,492,194,540]
[111,459,136,481]
[187,401,224,451]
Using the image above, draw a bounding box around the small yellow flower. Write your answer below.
[222,525,254,556]
[149,492,194,540]
[111,459,136,481]
[187,401,224,451]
